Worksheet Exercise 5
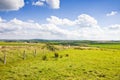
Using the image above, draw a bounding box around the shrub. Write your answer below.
[60,55,63,58]
[65,54,69,57]
[97,74,106,78]
[42,43,58,52]
[54,53,59,58]
[42,55,47,60]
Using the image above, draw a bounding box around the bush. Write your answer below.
[65,54,69,57]
[60,55,63,58]
[42,55,47,60]
[54,53,59,58]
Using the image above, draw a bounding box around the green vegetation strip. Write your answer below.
[0,42,120,80]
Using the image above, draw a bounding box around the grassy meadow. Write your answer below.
[0,41,120,80]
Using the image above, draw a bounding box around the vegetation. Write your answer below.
[0,41,120,80]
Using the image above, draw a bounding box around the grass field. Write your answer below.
[90,43,120,50]
[0,42,120,80]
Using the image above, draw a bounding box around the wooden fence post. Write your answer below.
[23,50,26,60]
[33,49,36,57]
[4,52,6,64]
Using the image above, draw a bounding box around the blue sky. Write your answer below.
[0,0,120,40]
[0,0,120,24]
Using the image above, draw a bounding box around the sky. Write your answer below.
[0,0,120,40]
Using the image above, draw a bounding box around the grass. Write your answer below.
[0,42,120,80]
[89,43,120,50]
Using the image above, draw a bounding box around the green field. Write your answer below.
[0,42,120,80]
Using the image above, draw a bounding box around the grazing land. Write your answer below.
[0,41,120,80]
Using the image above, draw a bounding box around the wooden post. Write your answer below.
[4,52,6,64]
[34,49,36,57]
[23,50,26,60]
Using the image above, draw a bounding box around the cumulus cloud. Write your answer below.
[47,14,99,28]
[0,0,24,11]
[106,11,118,16]
[75,14,98,28]
[33,0,60,9]
[0,14,120,40]
[0,17,5,22]
[32,0,44,6]
[46,0,60,9]
[47,16,75,26]
[108,24,120,30]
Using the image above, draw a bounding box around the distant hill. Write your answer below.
[0,39,120,46]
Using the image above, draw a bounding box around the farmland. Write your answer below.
[0,41,120,80]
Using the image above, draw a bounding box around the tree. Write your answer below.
[44,43,58,52]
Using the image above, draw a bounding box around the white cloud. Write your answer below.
[0,17,5,22]
[75,14,98,28]
[46,0,60,9]
[32,1,44,6]
[0,14,120,40]
[47,14,99,28]
[106,11,118,16]
[47,16,75,26]
[33,0,60,9]
[108,24,120,30]
[0,0,24,11]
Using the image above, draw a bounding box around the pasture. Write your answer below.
[0,41,120,80]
